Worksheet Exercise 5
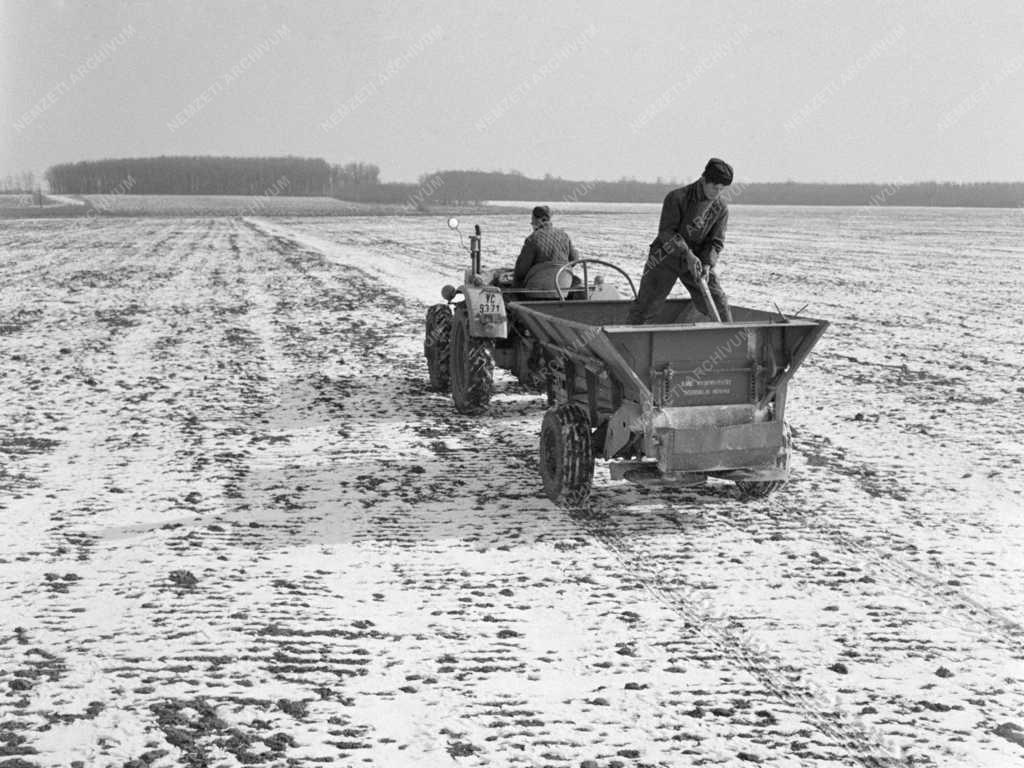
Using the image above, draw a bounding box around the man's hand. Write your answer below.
[699,246,718,269]
[685,252,703,280]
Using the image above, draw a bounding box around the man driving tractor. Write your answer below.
[626,158,734,323]
[513,205,579,299]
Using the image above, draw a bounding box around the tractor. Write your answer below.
[423,217,634,414]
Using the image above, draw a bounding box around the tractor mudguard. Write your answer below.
[462,281,508,338]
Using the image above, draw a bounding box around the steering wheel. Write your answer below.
[553,259,638,301]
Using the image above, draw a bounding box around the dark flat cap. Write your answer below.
[703,158,733,185]
[531,205,551,220]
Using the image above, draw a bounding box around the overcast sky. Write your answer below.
[2,0,1022,184]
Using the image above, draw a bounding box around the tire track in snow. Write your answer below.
[574,510,907,768]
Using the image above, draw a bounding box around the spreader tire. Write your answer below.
[737,422,792,499]
[449,307,493,414]
[424,304,452,392]
[539,403,594,508]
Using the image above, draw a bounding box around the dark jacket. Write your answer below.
[514,223,579,288]
[650,180,728,266]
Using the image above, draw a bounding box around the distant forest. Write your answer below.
[405,171,1024,208]
[45,156,380,197]
[42,157,1024,208]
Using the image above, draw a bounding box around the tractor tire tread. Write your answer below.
[450,307,493,414]
[424,304,452,392]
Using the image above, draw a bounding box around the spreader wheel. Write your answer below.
[737,422,792,499]
[424,304,452,391]
[449,306,494,414]
[539,403,594,508]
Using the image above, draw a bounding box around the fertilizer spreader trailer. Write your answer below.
[424,219,828,506]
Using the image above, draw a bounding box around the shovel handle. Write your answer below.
[698,267,722,322]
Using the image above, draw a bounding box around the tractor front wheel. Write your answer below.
[736,422,792,499]
[424,304,452,391]
[539,403,594,508]
[449,307,494,414]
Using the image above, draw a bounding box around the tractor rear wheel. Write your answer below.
[737,422,792,499]
[424,304,452,391]
[539,403,594,508]
[450,307,493,414]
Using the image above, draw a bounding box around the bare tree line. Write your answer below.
[24,158,1024,208]
[1,171,38,193]
[412,171,1024,208]
[43,156,381,196]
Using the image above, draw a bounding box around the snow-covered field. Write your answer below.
[0,195,83,218]
[1,207,1022,767]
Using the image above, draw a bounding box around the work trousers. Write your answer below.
[625,249,733,324]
